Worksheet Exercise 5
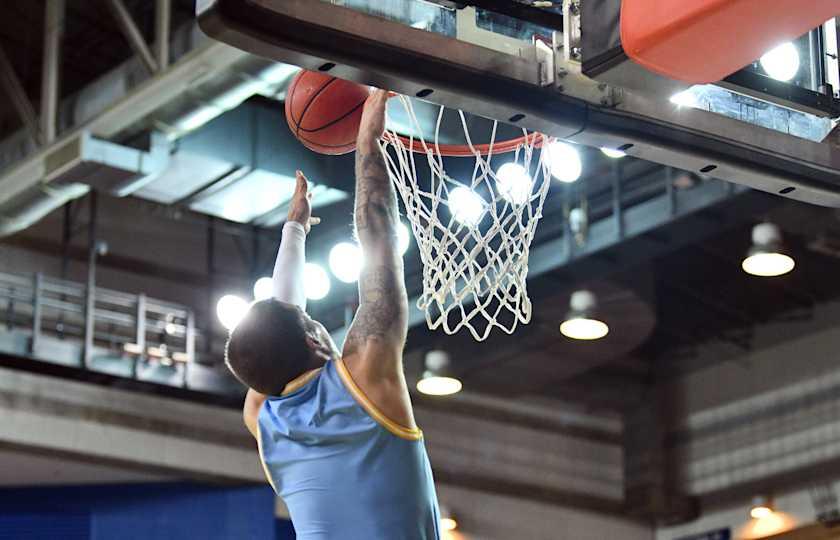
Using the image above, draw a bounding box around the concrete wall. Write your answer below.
[655,301,840,539]
[437,485,652,540]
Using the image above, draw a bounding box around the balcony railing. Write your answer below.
[0,270,237,395]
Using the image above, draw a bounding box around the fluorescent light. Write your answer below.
[742,223,795,277]
[670,89,698,108]
[304,263,331,300]
[600,147,626,159]
[216,294,249,330]
[253,277,273,301]
[448,186,485,226]
[560,290,609,340]
[416,375,462,396]
[560,318,609,340]
[496,162,532,205]
[440,517,458,531]
[742,252,795,277]
[545,141,582,183]
[329,242,364,283]
[760,42,800,82]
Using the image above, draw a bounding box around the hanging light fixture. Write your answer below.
[439,504,458,532]
[416,350,462,396]
[741,223,795,277]
[750,495,774,519]
[560,290,609,341]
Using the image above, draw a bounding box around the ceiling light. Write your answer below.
[742,223,795,277]
[216,294,249,331]
[253,277,273,301]
[496,162,533,205]
[329,242,364,283]
[760,42,800,82]
[750,495,774,519]
[560,290,609,340]
[546,141,582,183]
[600,147,626,159]
[440,517,458,531]
[304,263,331,300]
[416,350,462,396]
[448,186,485,226]
[397,222,411,255]
[670,89,698,108]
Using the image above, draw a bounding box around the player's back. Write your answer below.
[256,358,441,540]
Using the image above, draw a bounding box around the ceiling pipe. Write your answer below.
[0,182,89,238]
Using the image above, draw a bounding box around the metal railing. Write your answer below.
[0,270,198,385]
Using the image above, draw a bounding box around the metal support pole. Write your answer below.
[206,217,215,354]
[40,0,64,144]
[30,273,43,356]
[666,167,676,217]
[0,46,41,144]
[185,310,196,363]
[134,293,146,379]
[155,0,171,71]
[106,0,159,75]
[82,191,98,369]
[612,162,624,239]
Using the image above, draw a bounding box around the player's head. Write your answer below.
[225,299,335,395]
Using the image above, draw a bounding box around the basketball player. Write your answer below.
[225,89,441,539]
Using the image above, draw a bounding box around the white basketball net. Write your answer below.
[380,95,554,341]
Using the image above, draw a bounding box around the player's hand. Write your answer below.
[358,89,388,147]
[287,170,320,233]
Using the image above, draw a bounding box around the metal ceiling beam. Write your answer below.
[155,0,172,71]
[106,0,159,75]
[40,0,64,144]
[0,46,40,145]
[197,0,840,207]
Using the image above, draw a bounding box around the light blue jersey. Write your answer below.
[256,358,441,540]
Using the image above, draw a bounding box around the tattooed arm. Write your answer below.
[343,90,411,399]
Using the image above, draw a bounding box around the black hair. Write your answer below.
[225,299,311,396]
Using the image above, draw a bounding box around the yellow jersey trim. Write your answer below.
[281,368,322,396]
[255,420,278,493]
[335,358,423,441]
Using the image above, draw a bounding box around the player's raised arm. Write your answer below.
[343,90,408,367]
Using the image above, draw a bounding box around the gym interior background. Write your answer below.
[1,1,840,539]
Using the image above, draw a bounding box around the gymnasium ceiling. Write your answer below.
[2,1,839,415]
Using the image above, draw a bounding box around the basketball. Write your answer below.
[285,70,372,155]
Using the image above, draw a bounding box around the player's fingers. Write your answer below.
[309,217,321,226]
[295,170,308,193]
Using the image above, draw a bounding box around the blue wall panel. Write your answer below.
[0,483,281,540]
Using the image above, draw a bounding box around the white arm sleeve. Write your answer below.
[272,221,307,310]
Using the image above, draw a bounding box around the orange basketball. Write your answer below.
[285,70,372,155]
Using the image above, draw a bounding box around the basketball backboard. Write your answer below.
[197,0,840,206]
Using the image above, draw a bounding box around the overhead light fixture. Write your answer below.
[329,242,364,283]
[416,350,462,396]
[253,277,273,301]
[546,141,582,183]
[216,294,250,330]
[760,42,800,82]
[741,223,795,277]
[496,162,533,205]
[600,147,626,159]
[439,505,458,532]
[304,263,331,300]
[448,186,485,226]
[750,495,774,519]
[670,89,698,108]
[560,290,609,341]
